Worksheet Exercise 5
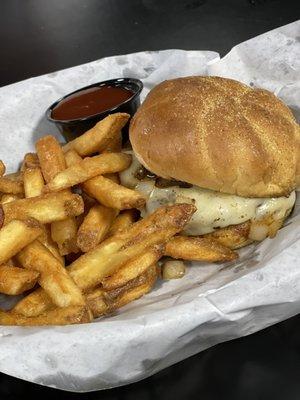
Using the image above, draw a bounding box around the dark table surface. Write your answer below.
[0,0,299,398]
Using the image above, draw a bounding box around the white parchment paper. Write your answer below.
[0,21,299,392]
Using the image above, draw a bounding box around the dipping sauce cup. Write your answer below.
[46,78,143,142]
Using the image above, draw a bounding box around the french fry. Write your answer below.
[77,205,117,252]
[0,160,5,177]
[203,221,252,249]
[102,246,163,290]
[45,153,131,192]
[110,264,157,311]
[64,149,83,167]
[0,265,39,295]
[36,135,80,256]
[165,236,238,262]
[14,264,158,318]
[68,204,196,291]
[17,240,85,308]
[87,264,157,317]
[63,113,130,156]
[108,209,138,236]
[23,167,45,198]
[21,153,39,171]
[0,305,92,326]
[85,287,108,318]
[102,131,122,153]
[51,217,79,255]
[36,135,66,183]
[2,190,84,225]
[0,176,24,194]
[13,287,54,317]
[5,172,23,182]
[0,194,22,205]
[103,172,120,183]
[38,225,65,265]
[0,219,42,265]
[83,175,146,210]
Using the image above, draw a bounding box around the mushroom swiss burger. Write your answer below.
[120,76,299,249]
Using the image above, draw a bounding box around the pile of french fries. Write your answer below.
[0,113,237,326]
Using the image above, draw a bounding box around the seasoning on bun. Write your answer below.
[122,76,299,247]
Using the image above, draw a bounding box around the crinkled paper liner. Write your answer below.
[0,21,299,392]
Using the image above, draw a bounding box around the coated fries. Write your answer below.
[165,236,238,262]
[0,194,21,205]
[17,240,85,308]
[108,209,138,236]
[203,221,252,249]
[0,113,241,326]
[51,218,79,255]
[45,152,131,192]
[0,305,92,326]
[77,205,117,252]
[2,190,84,225]
[102,246,163,290]
[36,135,66,182]
[64,149,82,167]
[21,153,39,171]
[0,175,24,194]
[68,204,196,291]
[63,113,130,156]
[83,175,146,210]
[0,219,42,265]
[36,135,80,256]
[23,167,45,198]
[0,160,5,177]
[0,265,39,295]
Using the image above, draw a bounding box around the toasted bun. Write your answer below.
[130,76,300,197]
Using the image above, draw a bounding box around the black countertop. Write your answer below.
[0,0,299,398]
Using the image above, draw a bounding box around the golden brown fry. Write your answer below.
[45,153,131,192]
[203,221,252,249]
[0,219,42,265]
[64,149,83,167]
[3,190,84,225]
[85,287,108,318]
[77,205,117,252]
[0,194,22,205]
[21,153,40,171]
[37,136,80,256]
[108,209,138,236]
[0,176,24,194]
[17,240,85,308]
[51,217,79,255]
[102,131,122,153]
[36,135,66,182]
[63,113,130,156]
[102,246,163,290]
[13,204,195,318]
[111,265,157,311]
[0,265,39,295]
[14,265,158,318]
[23,167,45,198]
[38,225,65,265]
[83,175,146,210]
[69,204,196,291]
[87,265,157,318]
[0,160,5,177]
[165,236,238,262]
[103,172,120,184]
[13,287,54,317]
[0,305,92,326]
